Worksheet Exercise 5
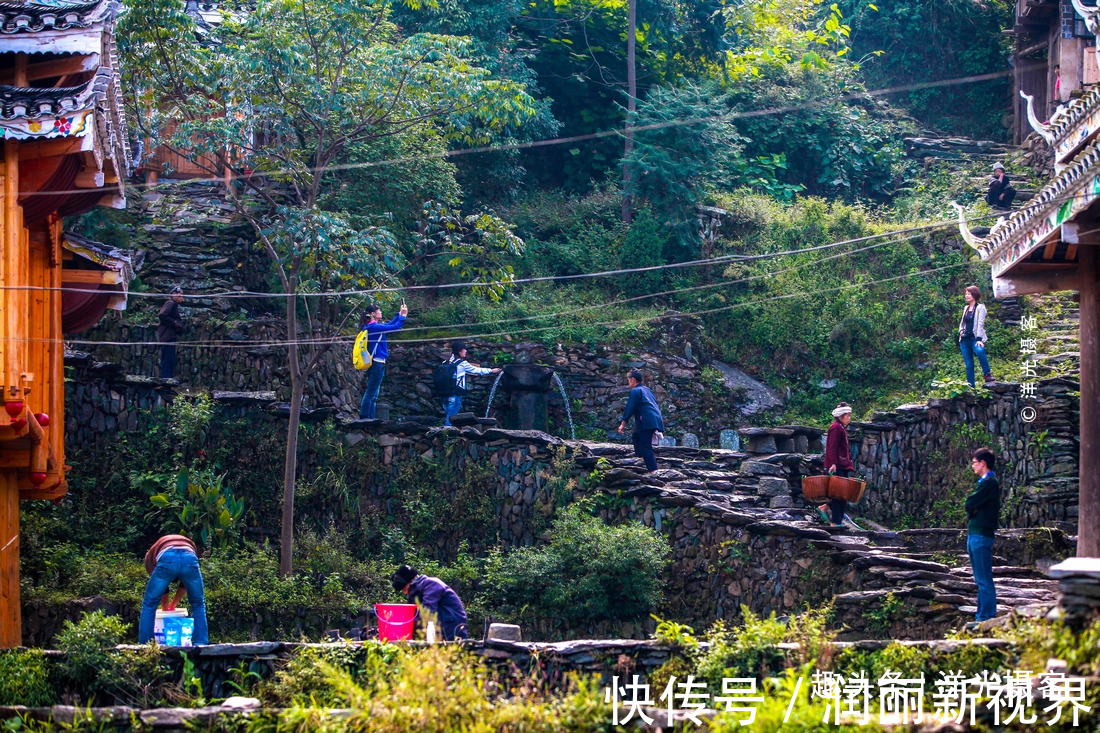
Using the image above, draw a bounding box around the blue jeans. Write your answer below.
[139,548,208,645]
[443,395,463,426]
[967,533,997,621]
[359,361,386,419]
[959,336,991,387]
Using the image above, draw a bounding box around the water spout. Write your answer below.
[484,371,504,419]
[552,372,576,441]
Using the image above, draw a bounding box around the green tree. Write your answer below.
[619,209,669,296]
[120,0,536,575]
[625,82,744,252]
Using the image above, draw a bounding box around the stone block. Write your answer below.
[747,436,777,454]
[757,477,790,496]
[681,433,699,448]
[769,496,793,509]
[487,623,522,642]
[719,429,740,451]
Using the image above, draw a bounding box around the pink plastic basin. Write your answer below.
[374,603,418,642]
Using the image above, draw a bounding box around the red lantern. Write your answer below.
[34,413,49,427]
[29,472,46,486]
[4,401,23,418]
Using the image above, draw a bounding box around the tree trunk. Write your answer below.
[280,291,303,577]
[621,0,637,226]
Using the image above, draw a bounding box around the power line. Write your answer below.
[10,68,1021,201]
[63,259,974,349]
[13,211,994,301]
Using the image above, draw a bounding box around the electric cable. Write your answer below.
[10,67,1023,202]
[2,209,1000,300]
[60,258,975,349]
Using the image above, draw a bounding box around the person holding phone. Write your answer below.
[359,301,408,419]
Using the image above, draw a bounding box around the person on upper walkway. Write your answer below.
[158,286,184,379]
[959,285,993,387]
[438,341,500,426]
[391,564,469,641]
[617,369,664,473]
[985,162,1016,211]
[358,302,407,420]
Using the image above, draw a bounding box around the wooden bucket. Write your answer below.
[801,475,830,502]
[828,476,867,503]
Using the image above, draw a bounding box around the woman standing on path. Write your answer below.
[818,402,855,527]
[959,285,993,387]
[617,369,665,473]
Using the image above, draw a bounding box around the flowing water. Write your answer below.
[484,371,504,419]
[552,372,576,441]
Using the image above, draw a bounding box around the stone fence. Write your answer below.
[728,380,1080,533]
[75,314,758,446]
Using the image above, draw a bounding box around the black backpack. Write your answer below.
[431,360,465,397]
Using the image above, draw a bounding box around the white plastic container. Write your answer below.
[154,608,189,645]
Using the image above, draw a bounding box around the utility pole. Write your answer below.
[621,0,636,226]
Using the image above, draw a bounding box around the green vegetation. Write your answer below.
[0,650,55,707]
[486,505,669,627]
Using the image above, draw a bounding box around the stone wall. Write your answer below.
[730,379,1080,534]
[850,379,1079,532]
[73,314,751,447]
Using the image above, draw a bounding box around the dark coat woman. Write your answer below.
[617,369,665,472]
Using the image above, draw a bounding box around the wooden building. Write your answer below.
[0,0,132,647]
[958,87,1100,558]
[1011,0,1100,144]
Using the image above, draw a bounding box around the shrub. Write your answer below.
[258,643,403,707]
[0,649,55,706]
[619,210,667,297]
[272,645,611,733]
[148,468,245,550]
[487,505,669,626]
[168,392,215,447]
[55,610,131,689]
[695,610,787,686]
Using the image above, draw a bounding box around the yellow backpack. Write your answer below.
[352,330,380,371]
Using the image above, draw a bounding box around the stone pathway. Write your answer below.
[579,443,1066,636]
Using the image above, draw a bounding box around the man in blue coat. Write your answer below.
[358,302,407,419]
[617,369,665,472]
[392,564,469,641]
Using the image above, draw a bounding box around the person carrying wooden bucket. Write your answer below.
[818,402,855,527]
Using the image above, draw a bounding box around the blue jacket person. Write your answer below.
[617,369,665,472]
[392,564,469,640]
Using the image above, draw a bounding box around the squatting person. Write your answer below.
[959,285,993,387]
[158,286,185,379]
[617,369,665,473]
[986,162,1016,211]
[358,301,408,420]
[138,534,208,646]
[392,564,469,641]
[819,402,855,527]
[966,447,1000,623]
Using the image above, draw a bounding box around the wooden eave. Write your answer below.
[0,65,131,204]
[957,140,1100,296]
[1050,87,1100,165]
[0,0,118,55]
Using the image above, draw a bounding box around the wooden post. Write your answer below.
[1080,244,1100,558]
[0,472,18,647]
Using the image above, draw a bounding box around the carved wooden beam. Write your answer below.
[0,54,99,85]
[1020,90,1055,145]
